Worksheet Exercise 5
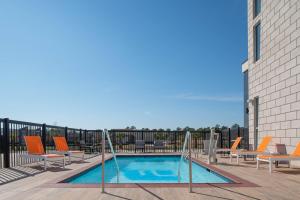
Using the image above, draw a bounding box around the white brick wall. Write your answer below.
[247,0,300,158]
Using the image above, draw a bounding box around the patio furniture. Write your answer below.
[194,140,210,158]
[20,136,65,170]
[257,142,300,173]
[80,140,96,154]
[202,140,210,155]
[274,143,289,167]
[216,137,242,154]
[243,144,255,161]
[53,136,84,163]
[101,140,112,152]
[135,140,145,153]
[154,140,165,152]
[230,136,272,164]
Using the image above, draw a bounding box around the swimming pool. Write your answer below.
[66,156,232,184]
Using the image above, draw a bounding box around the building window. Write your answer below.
[253,0,261,18]
[244,70,249,129]
[254,22,261,62]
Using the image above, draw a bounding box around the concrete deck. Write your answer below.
[0,154,300,200]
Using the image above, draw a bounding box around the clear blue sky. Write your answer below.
[0,0,247,130]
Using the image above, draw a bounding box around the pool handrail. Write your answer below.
[105,129,120,183]
[177,131,191,183]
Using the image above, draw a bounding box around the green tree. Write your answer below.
[231,124,239,129]
[197,128,203,132]
[221,125,228,130]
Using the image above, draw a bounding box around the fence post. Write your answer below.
[112,131,116,151]
[174,132,177,152]
[79,129,82,140]
[228,128,231,148]
[220,130,223,148]
[3,118,10,168]
[65,127,68,142]
[42,124,47,152]
[79,129,82,151]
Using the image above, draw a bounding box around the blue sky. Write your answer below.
[0,0,247,129]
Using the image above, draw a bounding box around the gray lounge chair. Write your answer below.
[135,140,145,153]
[202,140,210,155]
[154,140,165,152]
[80,140,96,154]
[275,143,289,167]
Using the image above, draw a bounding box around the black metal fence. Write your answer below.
[109,129,210,153]
[219,127,249,149]
[0,118,248,168]
[0,119,4,168]
[0,118,103,168]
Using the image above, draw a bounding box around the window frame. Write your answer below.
[253,22,261,62]
[253,0,261,18]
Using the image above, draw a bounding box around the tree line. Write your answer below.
[124,123,240,131]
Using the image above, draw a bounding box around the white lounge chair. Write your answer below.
[257,142,300,173]
[20,136,65,170]
[230,136,272,164]
[53,136,84,163]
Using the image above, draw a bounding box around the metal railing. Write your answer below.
[108,129,210,153]
[0,118,103,168]
[178,131,191,183]
[0,118,248,169]
[108,128,249,153]
[0,119,4,168]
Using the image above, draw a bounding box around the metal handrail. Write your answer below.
[105,129,120,183]
[177,131,190,183]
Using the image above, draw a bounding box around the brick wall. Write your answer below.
[247,0,300,164]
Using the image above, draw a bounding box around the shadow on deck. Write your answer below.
[0,153,98,185]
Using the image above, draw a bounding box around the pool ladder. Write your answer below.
[104,129,120,183]
[177,131,191,183]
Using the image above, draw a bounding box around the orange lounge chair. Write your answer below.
[20,136,65,170]
[53,136,84,163]
[216,137,242,154]
[257,142,300,173]
[230,136,272,164]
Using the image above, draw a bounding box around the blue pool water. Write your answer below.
[67,156,231,184]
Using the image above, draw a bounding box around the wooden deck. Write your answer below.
[0,154,300,200]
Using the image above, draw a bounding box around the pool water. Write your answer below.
[67,156,231,184]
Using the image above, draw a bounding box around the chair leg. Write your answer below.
[63,157,65,168]
[44,159,47,171]
[256,159,259,169]
[230,154,232,163]
[269,161,272,174]
[236,154,239,165]
[275,161,279,168]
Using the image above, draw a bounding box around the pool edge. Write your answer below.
[43,154,259,188]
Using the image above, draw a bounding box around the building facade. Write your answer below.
[243,0,300,165]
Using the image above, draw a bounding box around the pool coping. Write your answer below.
[43,153,259,188]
